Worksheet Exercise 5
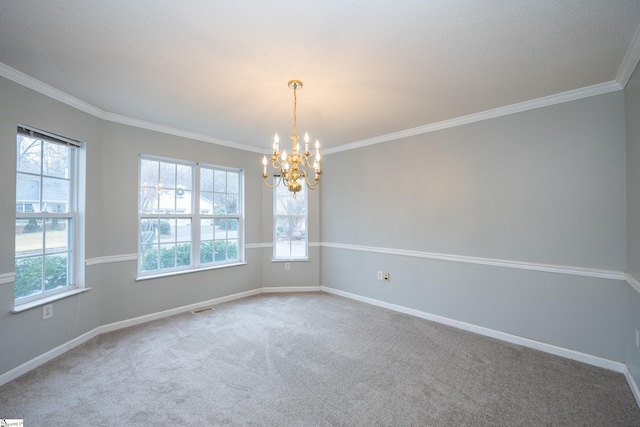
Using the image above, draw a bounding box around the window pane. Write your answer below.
[201,218,214,241]
[159,244,176,269]
[228,218,239,239]
[16,218,43,255]
[200,240,214,264]
[17,173,41,213]
[159,162,176,188]
[214,240,228,262]
[140,246,158,272]
[140,218,158,250]
[176,218,191,243]
[177,190,192,214]
[176,242,191,267]
[227,239,238,261]
[226,194,239,215]
[15,256,43,299]
[140,159,159,187]
[214,193,227,214]
[200,191,213,213]
[201,168,214,192]
[214,170,227,192]
[140,186,159,213]
[214,218,227,239]
[158,189,176,213]
[44,253,68,291]
[17,137,41,174]
[158,218,175,243]
[43,142,70,178]
[45,218,69,251]
[227,172,239,194]
[276,193,306,215]
[177,164,192,190]
[43,177,70,212]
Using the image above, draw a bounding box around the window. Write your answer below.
[273,181,307,260]
[15,125,81,302]
[138,155,243,276]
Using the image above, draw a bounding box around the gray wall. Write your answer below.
[1,67,638,382]
[321,91,628,361]
[0,76,292,375]
[626,61,640,386]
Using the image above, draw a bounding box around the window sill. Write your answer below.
[136,262,247,281]
[12,287,92,313]
[272,258,309,262]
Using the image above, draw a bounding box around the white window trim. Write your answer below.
[14,124,85,305]
[272,180,308,261]
[137,154,244,278]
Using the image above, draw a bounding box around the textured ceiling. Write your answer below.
[1,1,640,153]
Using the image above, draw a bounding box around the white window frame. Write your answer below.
[137,155,244,278]
[273,179,308,261]
[14,125,83,305]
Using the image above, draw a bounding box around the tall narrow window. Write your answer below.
[273,181,307,260]
[15,125,80,302]
[138,155,243,276]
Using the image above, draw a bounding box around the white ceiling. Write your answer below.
[1,1,640,153]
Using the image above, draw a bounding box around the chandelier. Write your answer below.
[262,80,322,196]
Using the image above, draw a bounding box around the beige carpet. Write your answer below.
[1,292,639,426]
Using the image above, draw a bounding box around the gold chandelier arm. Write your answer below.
[262,174,282,189]
[299,168,321,190]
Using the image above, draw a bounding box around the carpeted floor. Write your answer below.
[1,292,639,426]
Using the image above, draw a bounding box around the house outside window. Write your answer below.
[138,155,243,276]
[14,125,81,303]
[273,180,308,260]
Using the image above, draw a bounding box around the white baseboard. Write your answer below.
[99,288,262,334]
[0,327,100,387]
[1,286,324,386]
[3,284,638,411]
[0,288,262,387]
[262,286,321,293]
[624,366,640,408]
[321,286,626,374]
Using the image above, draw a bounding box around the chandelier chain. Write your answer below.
[293,83,297,137]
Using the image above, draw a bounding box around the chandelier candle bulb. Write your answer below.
[304,132,310,153]
[262,156,267,175]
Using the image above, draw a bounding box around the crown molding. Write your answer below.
[617,22,640,88]
[1,61,626,157]
[0,62,104,117]
[102,111,264,154]
[0,62,261,153]
[324,81,623,155]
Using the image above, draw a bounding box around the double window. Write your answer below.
[15,125,81,303]
[138,155,243,276]
[273,181,308,260]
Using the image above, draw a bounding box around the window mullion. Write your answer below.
[193,164,201,268]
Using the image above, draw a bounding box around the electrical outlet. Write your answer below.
[377,271,383,280]
[42,304,53,320]
[285,262,290,271]
[383,272,390,282]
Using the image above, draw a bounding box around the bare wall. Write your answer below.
[321,91,627,361]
